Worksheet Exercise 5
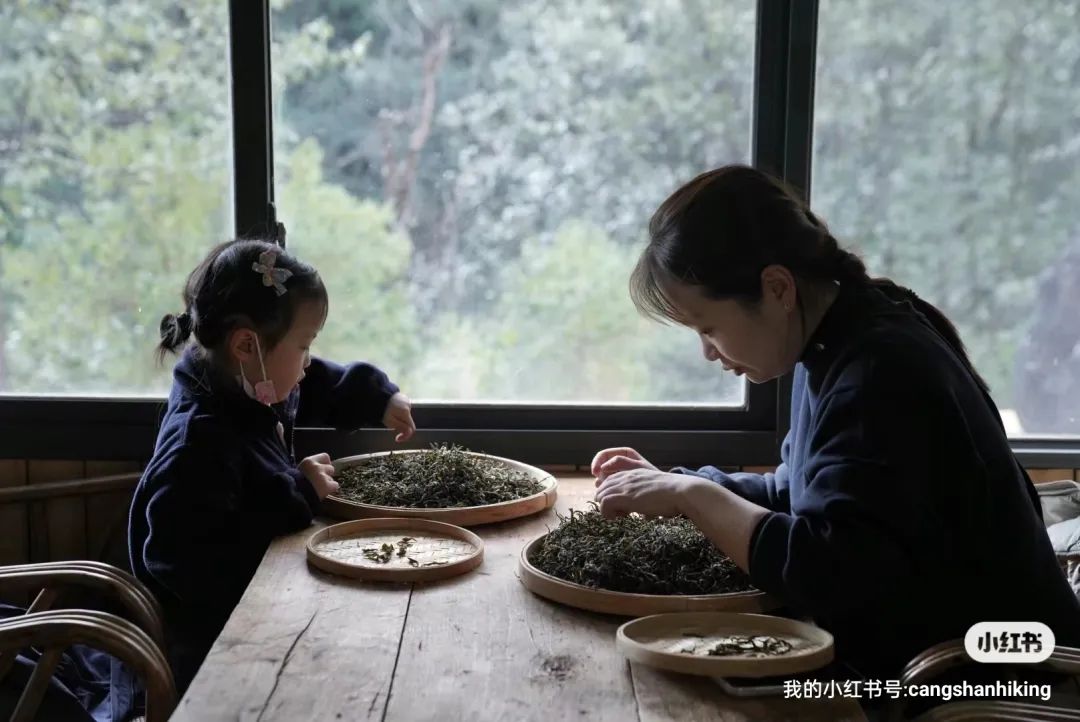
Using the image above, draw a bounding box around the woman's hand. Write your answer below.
[597,471,769,572]
[594,469,695,519]
[383,392,417,442]
[590,446,658,485]
[299,452,340,500]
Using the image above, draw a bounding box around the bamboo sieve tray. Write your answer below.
[324,450,558,527]
[307,518,483,582]
[617,612,834,679]
[517,534,778,617]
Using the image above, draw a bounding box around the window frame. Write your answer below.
[2,0,1072,469]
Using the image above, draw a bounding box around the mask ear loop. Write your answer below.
[254,334,269,383]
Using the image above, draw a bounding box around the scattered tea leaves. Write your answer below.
[528,505,754,595]
[362,537,417,565]
[337,444,546,508]
[362,546,392,564]
[678,635,793,657]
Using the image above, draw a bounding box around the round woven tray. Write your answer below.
[517,534,777,616]
[617,612,834,679]
[307,518,483,582]
[324,450,558,527]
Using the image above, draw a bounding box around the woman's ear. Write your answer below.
[226,327,258,366]
[760,265,797,312]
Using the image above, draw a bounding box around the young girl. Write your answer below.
[592,166,1080,681]
[128,239,416,694]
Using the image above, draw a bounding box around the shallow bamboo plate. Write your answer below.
[324,450,558,527]
[517,535,777,616]
[617,612,834,679]
[306,518,483,582]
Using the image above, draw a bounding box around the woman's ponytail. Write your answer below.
[827,243,990,394]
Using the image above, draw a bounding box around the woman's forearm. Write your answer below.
[678,480,771,572]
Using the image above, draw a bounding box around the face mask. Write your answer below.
[238,334,278,406]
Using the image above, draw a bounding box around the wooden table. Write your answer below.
[175,476,866,721]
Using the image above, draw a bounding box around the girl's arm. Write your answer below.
[139,437,318,606]
[295,357,400,430]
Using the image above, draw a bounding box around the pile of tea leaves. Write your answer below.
[336,444,546,508]
[528,505,754,596]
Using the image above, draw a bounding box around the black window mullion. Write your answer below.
[783,0,819,199]
[778,1,819,450]
[753,0,791,178]
[753,0,819,191]
[229,0,276,241]
[754,0,820,457]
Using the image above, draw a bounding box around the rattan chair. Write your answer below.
[0,562,174,722]
[886,638,1080,721]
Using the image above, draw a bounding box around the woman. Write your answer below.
[592,165,1080,679]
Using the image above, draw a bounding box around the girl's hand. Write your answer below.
[594,469,693,519]
[590,446,658,485]
[383,392,417,443]
[299,452,340,500]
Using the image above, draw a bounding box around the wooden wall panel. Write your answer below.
[1026,469,1074,484]
[0,461,28,567]
[28,460,86,562]
[0,461,29,604]
[0,457,1076,575]
[84,461,141,569]
[735,466,1078,484]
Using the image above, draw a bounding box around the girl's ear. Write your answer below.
[227,327,258,365]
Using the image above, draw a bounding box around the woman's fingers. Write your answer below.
[601,455,646,475]
[596,472,637,499]
[589,447,641,476]
[598,493,629,518]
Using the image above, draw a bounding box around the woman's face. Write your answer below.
[661,266,803,384]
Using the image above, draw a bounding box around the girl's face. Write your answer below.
[261,301,325,401]
[232,300,325,403]
[661,266,803,384]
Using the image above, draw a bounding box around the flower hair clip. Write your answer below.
[252,249,293,296]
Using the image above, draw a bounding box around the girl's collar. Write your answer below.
[174,348,285,426]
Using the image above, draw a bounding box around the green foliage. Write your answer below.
[3,0,1079,431]
[813,0,1080,413]
[272,0,753,403]
[0,0,232,392]
[277,139,418,377]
